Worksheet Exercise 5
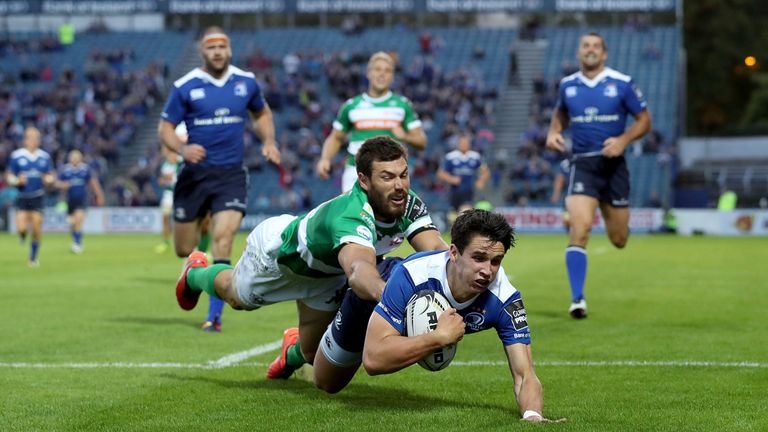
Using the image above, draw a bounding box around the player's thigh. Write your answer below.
[15,209,29,231]
[600,203,630,249]
[565,194,599,246]
[313,349,359,394]
[296,301,337,364]
[210,210,242,242]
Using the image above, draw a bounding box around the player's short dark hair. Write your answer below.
[451,209,515,254]
[582,31,607,51]
[355,136,407,178]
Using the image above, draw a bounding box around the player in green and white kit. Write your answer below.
[316,52,427,192]
[175,136,447,375]
[155,145,183,254]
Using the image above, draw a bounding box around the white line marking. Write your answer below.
[2,359,765,369]
[207,340,282,368]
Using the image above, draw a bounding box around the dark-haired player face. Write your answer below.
[362,157,409,222]
[578,35,607,72]
[450,235,505,300]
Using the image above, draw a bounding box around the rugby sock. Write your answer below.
[285,341,306,369]
[197,233,211,253]
[206,259,229,322]
[186,264,231,299]
[30,240,39,262]
[73,231,82,245]
[565,246,587,302]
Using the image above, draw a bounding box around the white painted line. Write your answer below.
[1,358,765,370]
[207,340,282,368]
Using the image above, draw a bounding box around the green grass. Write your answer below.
[1,232,766,431]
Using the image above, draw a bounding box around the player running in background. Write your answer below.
[5,127,55,267]
[363,210,558,423]
[56,149,105,253]
[316,51,427,192]
[545,32,651,319]
[158,26,280,332]
[436,132,490,212]
[155,144,183,254]
[174,137,447,379]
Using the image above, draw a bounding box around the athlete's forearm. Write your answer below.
[158,121,184,154]
[619,110,652,144]
[548,108,569,135]
[252,107,277,148]
[320,131,344,161]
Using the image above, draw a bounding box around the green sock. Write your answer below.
[285,341,306,369]
[197,233,211,252]
[186,264,231,299]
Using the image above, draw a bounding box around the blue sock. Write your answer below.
[207,259,230,323]
[73,231,82,245]
[30,240,39,262]
[565,246,587,302]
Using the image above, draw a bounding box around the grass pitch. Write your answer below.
[1,232,766,431]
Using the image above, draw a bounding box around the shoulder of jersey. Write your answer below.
[560,71,580,85]
[603,67,632,83]
[395,94,413,105]
[10,148,26,158]
[229,65,257,80]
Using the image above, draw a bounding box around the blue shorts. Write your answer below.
[15,195,44,213]
[67,196,87,215]
[568,155,629,208]
[173,165,248,223]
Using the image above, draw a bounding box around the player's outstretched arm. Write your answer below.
[338,243,385,301]
[89,176,105,206]
[505,344,545,421]
[408,229,449,253]
[363,310,463,375]
[316,129,346,179]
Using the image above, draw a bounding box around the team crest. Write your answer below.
[603,83,618,97]
[565,87,577,98]
[234,81,247,97]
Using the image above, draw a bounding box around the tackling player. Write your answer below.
[56,149,105,253]
[174,137,447,378]
[158,26,280,332]
[5,127,55,267]
[545,32,651,319]
[316,52,427,192]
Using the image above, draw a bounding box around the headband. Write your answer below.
[202,33,230,47]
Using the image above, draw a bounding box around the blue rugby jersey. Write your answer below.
[9,148,53,198]
[161,65,266,167]
[374,250,531,346]
[442,150,484,193]
[58,163,91,200]
[555,67,647,155]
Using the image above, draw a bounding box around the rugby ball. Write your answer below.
[405,289,458,371]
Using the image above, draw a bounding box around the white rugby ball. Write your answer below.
[405,289,458,371]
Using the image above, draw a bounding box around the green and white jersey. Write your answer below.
[333,91,422,166]
[160,157,183,191]
[277,182,436,278]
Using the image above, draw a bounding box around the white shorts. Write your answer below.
[160,190,173,216]
[232,214,347,312]
[341,164,357,193]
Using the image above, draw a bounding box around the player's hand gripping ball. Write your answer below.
[405,290,458,371]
